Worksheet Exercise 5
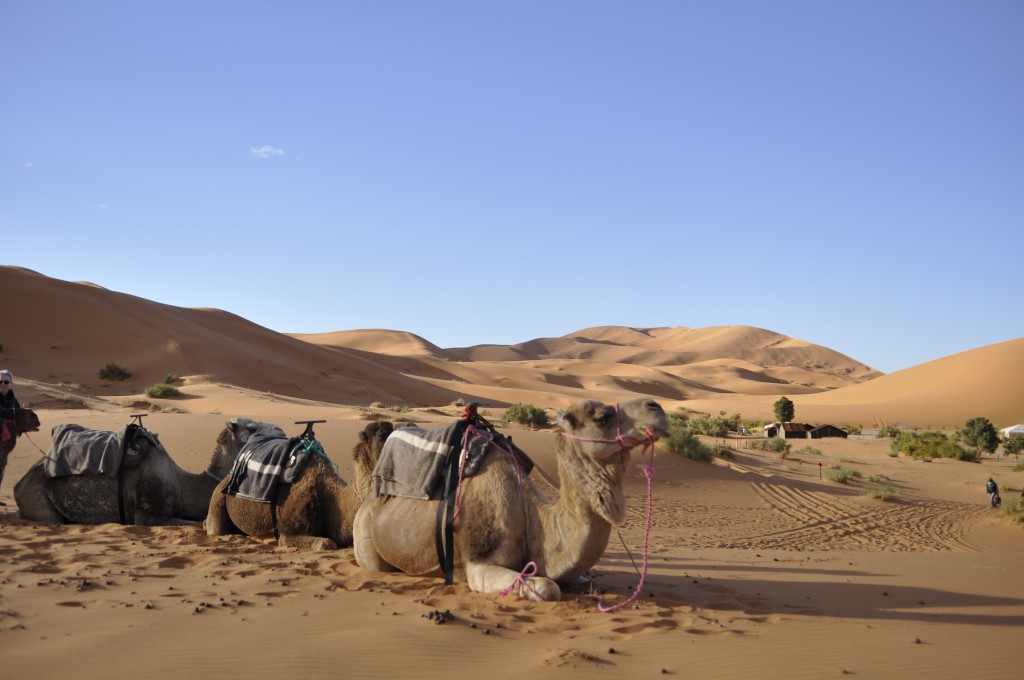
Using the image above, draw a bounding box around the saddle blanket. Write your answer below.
[371,422,532,500]
[43,423,159,478]
[223,433,322,503]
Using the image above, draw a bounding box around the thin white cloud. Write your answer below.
[24,161,33,167]
[90,203,109,209]
[250,145,285,159]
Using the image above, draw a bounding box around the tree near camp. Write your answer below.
[959,417,1000,457]
[773,396,795,423]
[1003,435,1023,459]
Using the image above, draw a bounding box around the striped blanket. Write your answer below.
[370,422,532,500]
[223,433,322,503]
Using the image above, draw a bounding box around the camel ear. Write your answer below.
[555,409,576,431]
[359,430,369,443]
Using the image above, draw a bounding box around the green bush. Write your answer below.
[663,426,713,462]
[99,362,131,381]
[767,437,789,453]
[826,466,862,484]
[145,383,181,398]
[844,424,863,436]
[890,430,977,462]
[1014,461,1024,472]
[999,495,1024,524]
[876,426,901,439]
[863,483,898,500]
[796,444,822,456]
[501,403,550,428]
[684,414,732,438]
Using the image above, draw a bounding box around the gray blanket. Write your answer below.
[43,424,158,478]
[370,423,501,500]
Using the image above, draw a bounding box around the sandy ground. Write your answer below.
[2,394,1022,680]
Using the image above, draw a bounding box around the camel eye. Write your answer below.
[597,413,611,427]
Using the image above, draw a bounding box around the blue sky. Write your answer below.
[3,1,1021,374]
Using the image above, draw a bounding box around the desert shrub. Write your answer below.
[843,424,863,436]
[145,383,181,398]
[999,495,1024,524]
[863,483,899,501]
[797,444,822,456]
[99,362,130,381]
[766,437,789,453]
[164,374,179,384]
[876,426,901,439]
[684,414,731,438]
[826,466,862,484]
[1014,461,1024,472]
[502,403,550,428]
[710,443,733,458]
[663,426,713,462]
[890,430,977,462]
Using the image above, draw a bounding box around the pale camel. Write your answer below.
[353,398,669,601]
[205,421,394,550]
[14,417,282,525]
[0,407,42,501]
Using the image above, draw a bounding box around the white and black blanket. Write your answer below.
[371,422,531,500]
[223,433,324,503]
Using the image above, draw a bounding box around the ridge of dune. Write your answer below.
[3,266,1021,427]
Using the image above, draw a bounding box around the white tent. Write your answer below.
[1000,424,1024,439]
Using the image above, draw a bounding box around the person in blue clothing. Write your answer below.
[986,477,1000,508]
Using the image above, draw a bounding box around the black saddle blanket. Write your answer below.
[223,433,320,503]
[43,423,159,478]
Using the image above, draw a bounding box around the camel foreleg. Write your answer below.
[465,561,561,602]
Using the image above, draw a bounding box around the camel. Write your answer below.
[205,421,394,550]
[0,407,42,501]
[13,417,283,525]
[353,398,669,601]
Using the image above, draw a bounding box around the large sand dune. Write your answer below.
[6,266,1021,428]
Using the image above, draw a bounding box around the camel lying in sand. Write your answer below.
[14,418,282,525]
[353,398,669,601]
[205,421,393,550]
[0,407,42,499]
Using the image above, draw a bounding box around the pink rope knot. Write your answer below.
[499,561,548,600]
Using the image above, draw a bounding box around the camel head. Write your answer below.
[16,408,41,434]
[352,421,394,495]
[208,417,286,477]
[554,398,669,525]
[1,407,40,435]
[555,398,669,462]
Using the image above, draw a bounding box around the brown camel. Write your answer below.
[205,421,394,550]
[14,417,282,525]
[0,407,42,501]
[353,398,669,601]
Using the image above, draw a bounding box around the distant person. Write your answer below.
[986,477,1000,508]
